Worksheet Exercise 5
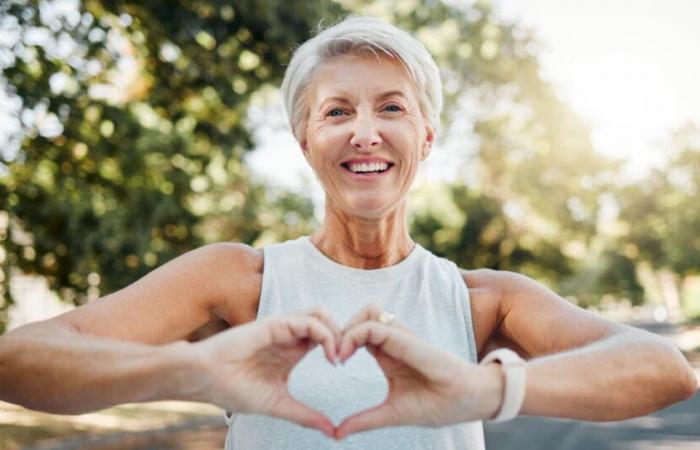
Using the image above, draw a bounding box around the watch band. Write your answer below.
[480,348,526,422]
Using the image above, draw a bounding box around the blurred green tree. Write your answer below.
[0,0,343,332]
[628,130,700,270]
[612,124,700,311]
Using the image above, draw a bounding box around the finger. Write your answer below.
[287,316,337,362]
[343,303,412,334]
[303,305,342,342]
[216,315,337,362]
[334,402,398,440]
[272,316,337,363]
[271,393,336,438]
[338,322,436,370]
[338,321,398,363]
[343,303,384,331]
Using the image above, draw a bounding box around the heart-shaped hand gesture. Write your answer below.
[333,304,501,440]
[192,307,342,438]
[192,304,501,440]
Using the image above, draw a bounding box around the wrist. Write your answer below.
[156,340,212,404]
[479,362,505,420]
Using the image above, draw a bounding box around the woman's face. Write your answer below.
[301,53,434,219]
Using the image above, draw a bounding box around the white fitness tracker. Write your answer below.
[480,348,526,422]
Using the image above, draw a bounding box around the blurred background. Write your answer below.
[1,0,699,448]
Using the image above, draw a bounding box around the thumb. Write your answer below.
[334,402,398,440]
[269,393,336,438]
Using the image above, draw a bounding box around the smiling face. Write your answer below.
[301,52,434,219]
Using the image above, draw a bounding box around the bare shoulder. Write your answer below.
[459,268,624,360]
[458,268,505,358]
[184,241,263,342]
[207,242,263,326]
[48,241,262,345]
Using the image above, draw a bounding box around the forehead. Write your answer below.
[308,53,416,106]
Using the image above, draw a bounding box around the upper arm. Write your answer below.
[463,269,626,360]
[50,242,262,345]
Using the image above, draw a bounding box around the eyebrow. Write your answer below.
[318,90,408,108]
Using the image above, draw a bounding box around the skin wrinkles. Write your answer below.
[300,52,434,269]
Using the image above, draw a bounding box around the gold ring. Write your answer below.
[378,311,395,325]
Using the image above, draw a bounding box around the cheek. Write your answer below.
[304,129,345,183]
[307,123,348,153]
[385,120,424,163]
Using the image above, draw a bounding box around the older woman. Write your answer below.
[0,16,696,450]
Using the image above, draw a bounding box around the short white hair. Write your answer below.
[280,16,443,143]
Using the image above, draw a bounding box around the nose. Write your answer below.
[350,112,381,150]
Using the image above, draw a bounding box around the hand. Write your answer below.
[334,304,503,440]
[192,307,342,437]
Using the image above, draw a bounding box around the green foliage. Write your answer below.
[558,246,645,307]
[410,183,571,283]
[0,0,343,331]
[616,124,700,276]
[565,124,700,308]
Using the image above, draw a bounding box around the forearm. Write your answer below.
[0,322,206,414]
[519,330,698,421]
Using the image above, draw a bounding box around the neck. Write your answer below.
[310,200,415,269]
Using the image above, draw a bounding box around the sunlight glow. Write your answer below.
[496,0,700,178]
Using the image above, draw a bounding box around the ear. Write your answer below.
[420,125,434,161]
[300,138,311,163]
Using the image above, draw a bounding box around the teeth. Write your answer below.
[347,162,389,173]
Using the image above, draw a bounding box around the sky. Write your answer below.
[494,0,700,175]
[248,0,700,192]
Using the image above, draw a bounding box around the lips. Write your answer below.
[340,158,392,166]
[340,162,394,178]
[340,162,394,170]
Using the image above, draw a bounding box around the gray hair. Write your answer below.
[280,16,443,143]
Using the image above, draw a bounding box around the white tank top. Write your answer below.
[223,236,485,449]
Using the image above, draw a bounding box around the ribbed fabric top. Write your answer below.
[224,236,485,450]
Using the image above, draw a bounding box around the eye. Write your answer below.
[326,108,346,117]
[383,104,403,113]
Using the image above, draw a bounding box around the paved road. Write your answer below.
[26,395,699,450]
[485,321,700,450]
[19,417,227,450]
[21,395,700,450]
[485,393,700,450]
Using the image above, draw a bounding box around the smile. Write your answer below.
[340,162,394,177]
